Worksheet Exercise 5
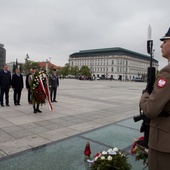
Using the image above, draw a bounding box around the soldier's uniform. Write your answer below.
[49,69,59,102]
[140,28,170,170]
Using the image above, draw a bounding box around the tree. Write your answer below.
[60,63,71,77]
[70,66,79,76]
[23,60,40,74]
[12,62,16,74]
[79,66,91,76]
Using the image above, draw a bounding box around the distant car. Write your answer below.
[96,77,100,80]
[132,77,144,82]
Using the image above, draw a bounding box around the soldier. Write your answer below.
[12,68,24,105]
[140,27,170,170]
[49,69,59,102]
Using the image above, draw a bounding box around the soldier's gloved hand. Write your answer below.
[140,108,150,123]
[142,88,148,94]
[142,83,149,94]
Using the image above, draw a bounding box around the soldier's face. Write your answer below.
[160,39,170,60]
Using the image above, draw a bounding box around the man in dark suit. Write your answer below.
[12,68,24,105]
[26,68,34,104]
[0,64,12,107]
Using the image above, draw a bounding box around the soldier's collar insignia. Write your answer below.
[157,78,167,88]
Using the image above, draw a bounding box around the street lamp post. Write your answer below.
[46,59,49,72]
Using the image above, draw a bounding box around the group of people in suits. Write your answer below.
[0,64,23,106]
[0,65,59,113]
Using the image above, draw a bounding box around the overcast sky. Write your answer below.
[0,0,170,69]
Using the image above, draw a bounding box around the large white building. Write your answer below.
[69,47,158,81]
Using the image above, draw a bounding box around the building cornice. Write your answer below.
[69,47,158,63]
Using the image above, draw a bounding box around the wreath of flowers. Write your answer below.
[131,136,148,169]
[88,147,131,170]
[31,70,49,104]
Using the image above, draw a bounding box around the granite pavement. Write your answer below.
[0,79,145,158]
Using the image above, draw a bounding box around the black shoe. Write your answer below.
[53,100,57,102]
[14,103,17,106]
[36,109,42,113]
[6,104,10,107]
[34,110,37,113]
[1,104,4,107]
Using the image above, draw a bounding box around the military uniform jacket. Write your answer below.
[49,74,59,88]
[140,64,170,152]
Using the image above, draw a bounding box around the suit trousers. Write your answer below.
[27,88,31,103]
[13,90,22,104]
[149,148,170,170]
[50,87,57,101]
[1,88,9,105]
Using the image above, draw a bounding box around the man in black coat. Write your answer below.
[25,68,34,104]
[12,68,24,105]
[0,64,12,106]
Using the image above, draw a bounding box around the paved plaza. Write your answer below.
[0,79,146,169]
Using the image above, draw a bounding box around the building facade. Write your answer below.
[0,43,6,69]
[69,47,159,81]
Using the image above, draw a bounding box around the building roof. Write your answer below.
[38,62,62,69]
[69,47,158,63]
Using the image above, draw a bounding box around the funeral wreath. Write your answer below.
[87,147,131,170]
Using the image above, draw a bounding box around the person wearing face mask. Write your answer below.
[140,27,170,170]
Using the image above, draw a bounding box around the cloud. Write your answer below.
[0,0,170,68]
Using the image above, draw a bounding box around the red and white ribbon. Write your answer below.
[39,76,53,110]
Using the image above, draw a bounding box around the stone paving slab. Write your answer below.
[0,79,145,158]
[0,117,147,170]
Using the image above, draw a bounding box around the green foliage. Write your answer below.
[19,64,23,73]
[12,63,16,73]
[60,63,70,77]
[131,138,148,170]
[60,64,90,77]
[23,60,40,74]
[70,66,79,76]
[134,146,148,168]
[80,66,91,76]
[91,148,131,170]
[48,66,55,74]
